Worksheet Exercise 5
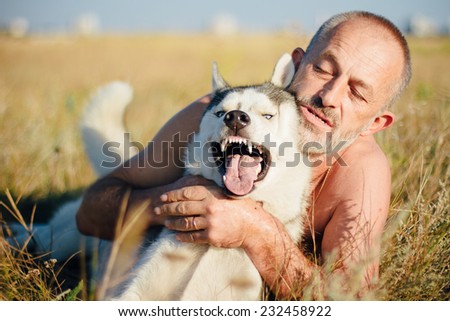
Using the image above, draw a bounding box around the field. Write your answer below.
[0,33,449,300]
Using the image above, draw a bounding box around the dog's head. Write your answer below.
[186,54,300,197]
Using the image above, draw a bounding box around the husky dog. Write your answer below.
[8,54,311,301]
[113,54,311,300]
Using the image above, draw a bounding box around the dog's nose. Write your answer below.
[224,110,251,132]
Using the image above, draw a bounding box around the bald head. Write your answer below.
[305,11,411,109]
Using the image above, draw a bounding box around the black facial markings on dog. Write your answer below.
[206,82,296,118]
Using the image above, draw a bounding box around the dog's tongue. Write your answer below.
[224,154,262,196]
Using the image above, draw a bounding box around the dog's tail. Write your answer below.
[80,81,139,177]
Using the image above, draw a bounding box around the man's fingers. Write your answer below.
[161,186,210,203]
[175,230,208,244]
[155,200,207,217]
[165,215,208,232]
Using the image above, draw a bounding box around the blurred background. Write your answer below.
[1,0,450,37]
[0,0,449,300]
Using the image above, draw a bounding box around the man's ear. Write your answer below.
[291,47,305,71]
[360,111,395,136]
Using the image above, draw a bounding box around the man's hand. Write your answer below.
[153,182,319,299]
[154,185,266,249]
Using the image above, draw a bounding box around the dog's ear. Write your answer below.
[270,53,295,89]
[212,62,229,92]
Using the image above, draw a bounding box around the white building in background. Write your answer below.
[9,17,29,38]
[209,13,239,36]
[74,13,100,36]
[409,15,438,37]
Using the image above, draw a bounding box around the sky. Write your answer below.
[0,0,449,34]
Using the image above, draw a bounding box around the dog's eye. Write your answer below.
[215,110,225,118]
[263,114,274,120]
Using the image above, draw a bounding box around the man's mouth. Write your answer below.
[211,136,271,196]
[300,105,333,130]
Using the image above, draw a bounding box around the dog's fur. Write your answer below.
[111,54,311,300]
[8,54,311,301]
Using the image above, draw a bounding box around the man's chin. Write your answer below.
[300,130,358,157]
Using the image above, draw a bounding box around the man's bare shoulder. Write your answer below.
[337,135,389,173]
[310,135,392,239]
[327,135,391,196]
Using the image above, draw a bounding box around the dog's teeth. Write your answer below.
[223,175,227,182]
[243,139,247,146]
[248,142,253,154]
[221,140,227,152]
[239,138,243,144]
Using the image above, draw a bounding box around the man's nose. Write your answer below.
[319,77,346,108]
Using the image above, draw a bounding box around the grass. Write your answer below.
[0,33,449,300]
[375,36,450,300]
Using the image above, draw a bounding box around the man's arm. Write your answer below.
[76,95,210,239]
[157,185,314,299]
[251,137,391,298]
[319,137,391,290]
[157,137,391,299]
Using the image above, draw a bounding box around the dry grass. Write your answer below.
[375,37,450,300]
[0,33,449,300]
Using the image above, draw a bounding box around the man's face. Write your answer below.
[289,20,403,154]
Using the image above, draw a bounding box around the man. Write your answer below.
[77,11,411,299]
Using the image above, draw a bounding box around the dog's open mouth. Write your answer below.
[211,136,271,196]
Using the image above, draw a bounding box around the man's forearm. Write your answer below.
[76,175,213,240]
[243,217,317,299]
[76,176,166,240]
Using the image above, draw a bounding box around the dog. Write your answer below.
[108,53,311,300]
[8,54,311,300]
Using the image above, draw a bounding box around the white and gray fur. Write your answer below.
[112,54,311,300]
[8,54,311,301]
